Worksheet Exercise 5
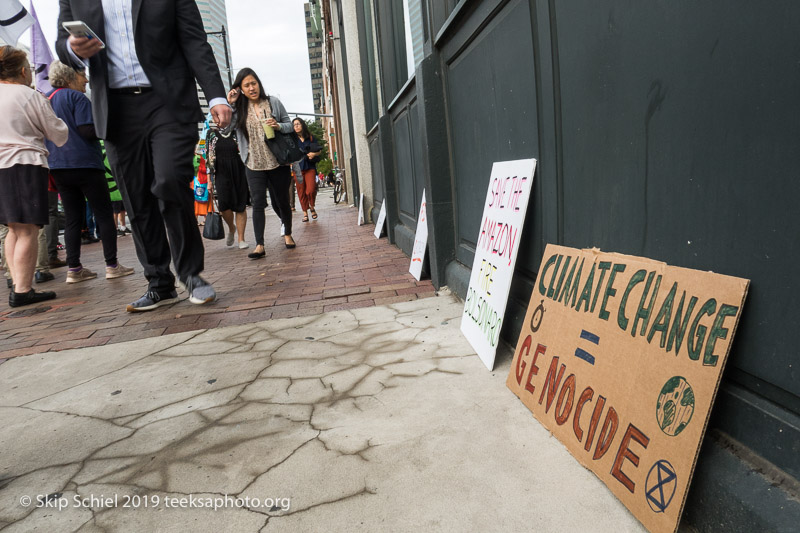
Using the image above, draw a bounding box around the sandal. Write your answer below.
[310,208,318,219]
[302,215,309,222]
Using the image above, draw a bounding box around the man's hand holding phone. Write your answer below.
[68,35,103,59]
[63,21,104,59]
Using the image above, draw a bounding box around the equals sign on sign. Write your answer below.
[575,330,599,365]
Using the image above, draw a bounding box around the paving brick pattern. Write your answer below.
[0,189,435,358]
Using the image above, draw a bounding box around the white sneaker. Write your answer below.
[226,229,235,247]
[238,241,250,249]
[280,224,285,236]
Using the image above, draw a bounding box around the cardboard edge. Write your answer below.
[666,280,751,533]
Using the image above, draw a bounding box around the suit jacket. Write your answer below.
[56,0,226,138]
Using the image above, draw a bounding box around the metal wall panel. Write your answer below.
[552,0,800,405]
[442,0,539,267]
[393,108,417,226]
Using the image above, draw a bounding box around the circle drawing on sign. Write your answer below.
[530,300,545,332]
[646,460,677,513]
[656,376,695,436]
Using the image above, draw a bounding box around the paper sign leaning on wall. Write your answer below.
[461,159,537,370]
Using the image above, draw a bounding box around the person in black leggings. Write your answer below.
[226,67,296,258]
[45,61,134,283]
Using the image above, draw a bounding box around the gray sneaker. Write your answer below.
[126,289,179,312]
[179,275,216,305]
[106,264,135,279]
[66,267,97,283]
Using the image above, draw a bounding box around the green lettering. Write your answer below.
[632,273,661,337]
[648,282,677,348]
[667,293,698,356]
[599,263,627,321]
[576,263,596,312]
[565,258,585,308]
[553,256,572,302]
[618,269,647,332]
[538,253,559,296]
[547,255,564,298]
[591,262,612,313]
[688,299,717,361]
[703,304,739,366]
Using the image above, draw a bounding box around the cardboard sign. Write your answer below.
[408,190,428,281]
[374,200,387,238]
[358,193,365,225]
[506,244,749,533]
[461,159,537,370]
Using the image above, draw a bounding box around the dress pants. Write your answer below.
[104,91,203,293]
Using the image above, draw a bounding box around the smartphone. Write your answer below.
[62,20,106,49]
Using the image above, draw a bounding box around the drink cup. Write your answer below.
[261,114,276,139]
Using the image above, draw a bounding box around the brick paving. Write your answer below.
[0,188,435,359]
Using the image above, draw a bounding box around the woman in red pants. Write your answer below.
[292,118,322,222]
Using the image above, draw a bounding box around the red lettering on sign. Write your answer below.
[593,407,619,461]
[573,387,594,443]
[611,424,650,493]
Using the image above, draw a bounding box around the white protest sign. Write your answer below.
[409,189,428,281]
[461,159,537,370]
[358,193,365,225]
[374,200,387,238]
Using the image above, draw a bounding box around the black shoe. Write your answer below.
[248,250,266,260]
[6,278,11,289]
[126,289,179,312]
[9,288,56,308]
[35,271,55,283]
[284,236,296,249]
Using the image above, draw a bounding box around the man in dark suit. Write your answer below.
[56,0,232,312]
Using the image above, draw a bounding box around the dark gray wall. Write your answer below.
[356,0,800,529]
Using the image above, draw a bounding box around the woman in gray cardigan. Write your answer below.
[226,68,296,257]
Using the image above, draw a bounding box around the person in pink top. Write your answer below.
[0,46,69,308]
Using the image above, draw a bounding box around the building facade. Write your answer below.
[323,1,800,531]
[195,0,232,120]
[305,2,324,115]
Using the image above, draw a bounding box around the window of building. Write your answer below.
[402,0,424,77]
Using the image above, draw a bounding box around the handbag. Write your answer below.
[202,200,224,240]
[266,129,305,165]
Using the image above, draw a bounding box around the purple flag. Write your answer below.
[29,1,53,93]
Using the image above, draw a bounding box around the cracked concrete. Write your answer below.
[0,294,646,532]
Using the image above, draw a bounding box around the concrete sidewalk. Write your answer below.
[0,294,647,532]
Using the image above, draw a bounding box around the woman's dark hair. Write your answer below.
[232,67,267,134]
[293,118,312,140]
[0,45,28,81]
